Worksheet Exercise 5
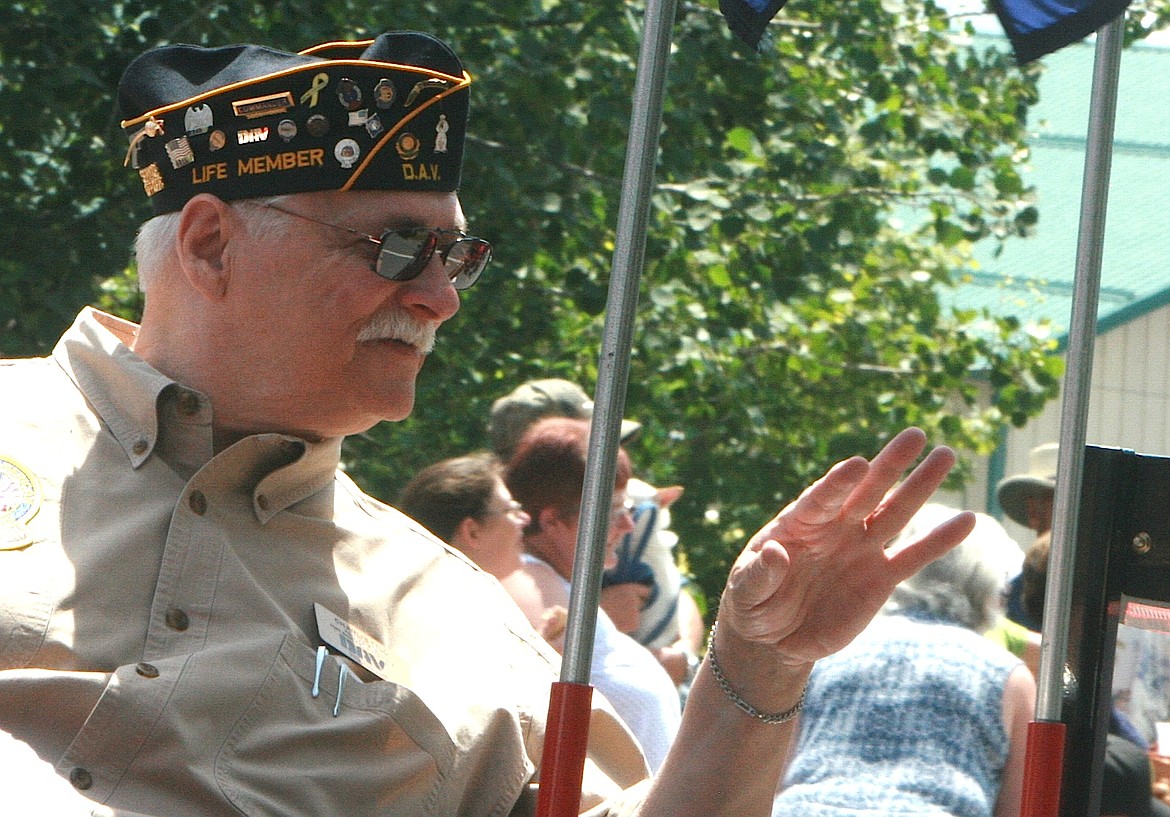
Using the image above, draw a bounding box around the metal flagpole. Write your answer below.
[1020,14,1126,817]
[534,0,679,813]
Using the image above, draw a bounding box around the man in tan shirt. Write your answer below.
[0,29,974,817]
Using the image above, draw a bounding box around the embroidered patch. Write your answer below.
[0,456,41,549]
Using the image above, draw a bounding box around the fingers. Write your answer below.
[540,606,568,645]
[739,427,956,594]
[861,444,957,544]
[777,455,870,534]
[837,427,928,525]
[884,509,976,583]
[753,427,947,547]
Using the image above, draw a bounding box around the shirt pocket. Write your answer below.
[0,533,59,669]
[216,635,456,817]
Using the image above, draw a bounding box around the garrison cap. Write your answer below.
[117,32,470,215]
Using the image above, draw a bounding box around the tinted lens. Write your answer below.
[375,229,491,290]
[446,239,492,291]
[375,230,436,281]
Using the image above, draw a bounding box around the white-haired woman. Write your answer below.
[771,505,1035,817]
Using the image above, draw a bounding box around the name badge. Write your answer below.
[314,603,406,682]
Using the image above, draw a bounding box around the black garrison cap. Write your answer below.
[117,32,470,215]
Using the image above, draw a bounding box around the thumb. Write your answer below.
[726,540,792,610]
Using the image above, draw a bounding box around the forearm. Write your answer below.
[636,628,811,817]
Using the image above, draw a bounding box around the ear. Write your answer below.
[176,194,241,302]
[656,485,684,508]
[537,506,565,534]
[453,516,481,550]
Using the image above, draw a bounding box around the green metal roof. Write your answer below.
[939,34,1170,340]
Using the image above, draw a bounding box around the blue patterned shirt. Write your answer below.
[773,612,1020,817]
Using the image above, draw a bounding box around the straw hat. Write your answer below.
[996,443,1058,527]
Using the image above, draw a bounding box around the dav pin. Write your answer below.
[337,78,363,111]
[334,138,360,168]
[0,455,41,550]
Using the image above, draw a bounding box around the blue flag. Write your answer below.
[991,0,1133,63]
[720,0,792,49]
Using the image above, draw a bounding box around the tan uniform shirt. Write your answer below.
[0,308,648,816]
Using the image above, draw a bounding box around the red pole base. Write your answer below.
[536,681,594,817]
[1020,720,1066,817]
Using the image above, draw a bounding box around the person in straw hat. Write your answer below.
[996,442,1058,537]
[996,442,1058,630]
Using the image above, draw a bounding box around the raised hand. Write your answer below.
[717,427,976,668]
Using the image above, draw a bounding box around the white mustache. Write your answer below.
[356,310,437,354]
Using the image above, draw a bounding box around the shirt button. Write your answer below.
[136,662,160,678]
[69,767,93,790]
[188,490,207,515]
[165,607,190,631]
[132,439,148,456]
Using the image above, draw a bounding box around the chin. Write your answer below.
[340,388,416,433]
[378,392,417,423]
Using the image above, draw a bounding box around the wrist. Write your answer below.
[704,620,811,723]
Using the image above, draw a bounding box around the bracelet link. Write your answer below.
[705,620,806,724]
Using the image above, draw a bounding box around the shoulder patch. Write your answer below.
[0,455,41,549]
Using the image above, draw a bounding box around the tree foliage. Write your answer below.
[4,0,1167,607]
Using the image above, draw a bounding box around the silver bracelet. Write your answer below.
[705,621,806,724]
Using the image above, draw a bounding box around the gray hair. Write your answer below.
[885,506,1017,633]
[133,213,181,293]
[132,199,285,294]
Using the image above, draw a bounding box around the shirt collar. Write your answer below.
[53,307,175,468]
[51,307,342,520]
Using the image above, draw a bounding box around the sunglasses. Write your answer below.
[262,201,491,291]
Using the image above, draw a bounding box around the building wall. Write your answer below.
[973,303,1170,547]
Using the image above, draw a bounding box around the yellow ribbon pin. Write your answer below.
[300,72,330,108]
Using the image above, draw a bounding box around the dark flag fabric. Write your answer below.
[719,0,793,49]
[991,0,1133,63]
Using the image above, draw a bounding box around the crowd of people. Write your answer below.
[404,404,1170,816]
[390,406,1170,816]
[1,25,1166,817]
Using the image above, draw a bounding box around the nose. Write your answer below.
[396,253,461,322]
